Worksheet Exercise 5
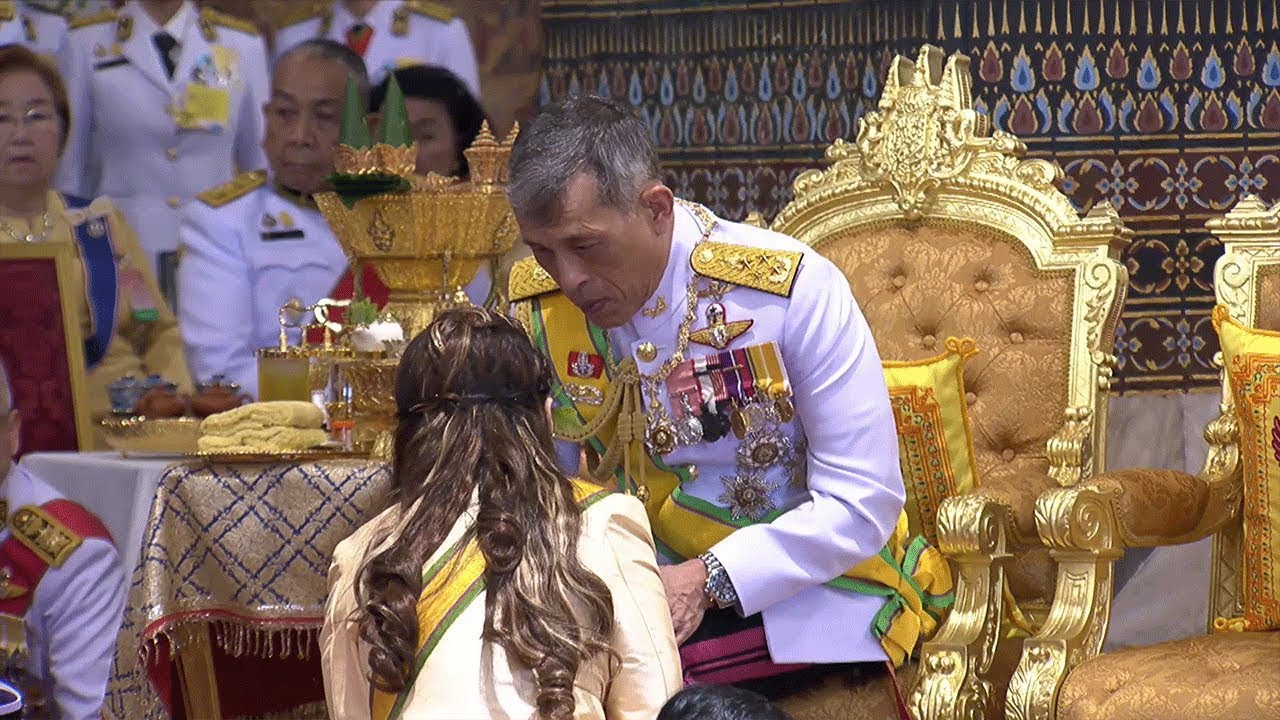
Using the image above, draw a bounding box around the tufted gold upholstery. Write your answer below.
[768,45,1129,720]
[1008,196,1280,720]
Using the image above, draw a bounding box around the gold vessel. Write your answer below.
[312,77,522,458]
[100,415,203,455]
[315,122,521,339]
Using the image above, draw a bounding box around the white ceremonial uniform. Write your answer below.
[177,173,347,398]
[550,202,906,664]
[1,463,126,720]
[272,1,480,97]
[58,1,269,298]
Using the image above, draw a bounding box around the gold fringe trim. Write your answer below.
[139,620,320,665]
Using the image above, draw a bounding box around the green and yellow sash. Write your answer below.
[370,480,611,720]
[655,488,953,666]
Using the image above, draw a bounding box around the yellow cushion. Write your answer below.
[882,337,980,546]
[1213,305,1280,632]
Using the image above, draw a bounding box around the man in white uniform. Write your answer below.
[177,39,368,398]
[507,97,946,683]
[58,0,270,305]
[0,361,126,720]
[271,0,479,97]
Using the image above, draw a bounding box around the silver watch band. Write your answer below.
[699,551,739,609]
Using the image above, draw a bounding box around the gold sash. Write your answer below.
[370,480,611,720]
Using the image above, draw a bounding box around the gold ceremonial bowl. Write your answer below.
[100,415,202,455]
[314,185,519,337]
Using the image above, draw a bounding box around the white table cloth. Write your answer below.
[18,451,174,578]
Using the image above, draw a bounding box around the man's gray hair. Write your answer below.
[274,39,371,104]
[506,95,661,224]
[0,358,11,414]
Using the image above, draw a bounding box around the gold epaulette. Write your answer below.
[10,506,83,569]
[508,257,560,302]
[403,0,455,22]
[690,241,803,298]
[274,1,328,29]
[68,8,117,30]
[197,170,266,208]
[0,2,13,23]
[199,7,259,37]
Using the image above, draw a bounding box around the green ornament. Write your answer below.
[338,76,371,149]
[377,74,410,147]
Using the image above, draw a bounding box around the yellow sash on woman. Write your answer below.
[370,480,611,720]
[654,488,954,667]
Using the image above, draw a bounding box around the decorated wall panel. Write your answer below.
[543,0,1280,392]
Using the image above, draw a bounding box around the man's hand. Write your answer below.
[659,559,708,644]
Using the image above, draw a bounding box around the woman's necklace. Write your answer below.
[0,211,53,243]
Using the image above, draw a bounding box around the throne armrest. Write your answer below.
[910,494,1018,720]
[1005,408,1242,720]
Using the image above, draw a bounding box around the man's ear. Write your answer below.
[638,183,675,225]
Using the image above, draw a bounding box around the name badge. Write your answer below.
[176,84,230,131]
[261,229,305,241]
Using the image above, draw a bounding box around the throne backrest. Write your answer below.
[1206,196,1280,628]
[771,46,1129,600]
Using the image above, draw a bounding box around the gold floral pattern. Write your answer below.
[1058,632,1280,720]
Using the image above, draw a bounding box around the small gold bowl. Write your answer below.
[100,415,202,455]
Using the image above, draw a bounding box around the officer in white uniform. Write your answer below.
[0,362,126,720]
[272,1,480,98]
[58,0,270,305]
[177,39,366,398]
[506,97,943,671]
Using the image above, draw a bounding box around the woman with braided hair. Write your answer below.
[321,306,680,720]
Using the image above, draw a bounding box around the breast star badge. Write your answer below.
[690,302,753,350]
[718,472,779,520]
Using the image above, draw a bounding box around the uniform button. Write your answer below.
[892,274,907,288]
[974,280,989,292]
[965,392,977,405]
[1009,331,1024,344]
[637,342,658,362]
[166,147,179,161]
[166,196,181,208]
[1001,449,1016,462]
[921,334,936,348]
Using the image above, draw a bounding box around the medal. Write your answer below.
[675,396,703,445]
[718,473,779,520]
[690,302,753,350]
[646,418,677,455]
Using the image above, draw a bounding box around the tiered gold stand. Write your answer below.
[315,123,520,458]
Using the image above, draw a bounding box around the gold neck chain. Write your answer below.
[636,200,723,454]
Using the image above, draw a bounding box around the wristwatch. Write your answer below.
[699,552,739,610]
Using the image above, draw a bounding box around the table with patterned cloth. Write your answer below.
[103,459,390,720]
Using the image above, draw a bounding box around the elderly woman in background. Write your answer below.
[0,45,190,443]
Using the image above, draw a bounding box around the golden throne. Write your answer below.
[1008,196,1280,720]
[765,45,1129,719]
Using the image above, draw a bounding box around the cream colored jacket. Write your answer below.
[321,492,681,720]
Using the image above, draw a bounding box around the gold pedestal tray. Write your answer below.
[101,416,202,456]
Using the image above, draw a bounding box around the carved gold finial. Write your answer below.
[851,44,1027,220]
[464,120,508,184]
